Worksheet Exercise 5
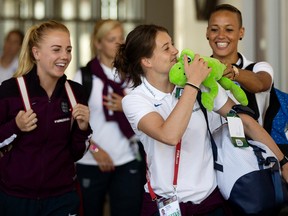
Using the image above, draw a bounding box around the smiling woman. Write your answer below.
[0,20,92,216]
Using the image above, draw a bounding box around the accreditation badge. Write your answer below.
[157,194,181,216]
[227,112,249,147]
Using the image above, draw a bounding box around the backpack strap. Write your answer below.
[80,65,93,101]
[263,84,280,133]
[64,81,77,109]
[17,76,77,129]
[242,63,260,120]
[64,81,77,129]
[16,77,31,111]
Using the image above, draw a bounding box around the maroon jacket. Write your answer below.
[0,67,92,199]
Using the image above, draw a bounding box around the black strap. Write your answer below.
[197,92,223,172]
[263,84,280,133]
[80,65,93,101]
[241,63,260,120]
[241,61,280,134]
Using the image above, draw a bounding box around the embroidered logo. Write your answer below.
[61,101,69,113]
[154,103,162,107]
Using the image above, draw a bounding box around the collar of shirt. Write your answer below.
[141,77,176,100]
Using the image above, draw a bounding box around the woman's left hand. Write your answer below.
[72,104,90,130]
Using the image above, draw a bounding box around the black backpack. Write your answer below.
[80,65,93,101]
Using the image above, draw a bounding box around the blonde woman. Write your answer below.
[73,19,143,216]
[0,20,92,216]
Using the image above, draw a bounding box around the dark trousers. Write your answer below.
[0,190,79,216]
[141,187,233,216]
[76,160,143,216]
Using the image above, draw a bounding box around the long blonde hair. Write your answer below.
[90,19,123,58]
[14,20,70,77]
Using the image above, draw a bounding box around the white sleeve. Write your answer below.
[213,82,229,112]
[73,69,82,84]
[122,94,155,134]
[253,61,274,82]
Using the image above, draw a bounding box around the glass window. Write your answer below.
[62,0,76,20]
[3,0,18,16]
[34,0,45,19]
[79,0,92,20]
[0,0,145,79]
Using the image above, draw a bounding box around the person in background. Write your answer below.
[206,4,273,128]
[113,23,288,216]
[73,19,143,216]
[0,20,92,216]
[0,29,24,85]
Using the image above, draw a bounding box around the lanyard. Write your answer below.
[147,139,182,200]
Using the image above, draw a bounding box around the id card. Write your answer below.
[157,195,181,216]
[227,113,249,147]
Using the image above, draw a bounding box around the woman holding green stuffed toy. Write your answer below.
[206,4,273,127]
[114,24,288,216]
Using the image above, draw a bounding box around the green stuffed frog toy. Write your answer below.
[169,49,248,111]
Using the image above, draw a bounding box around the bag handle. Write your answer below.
[250,144,285,205]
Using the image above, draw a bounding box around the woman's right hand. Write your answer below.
[184,54,211,86]
[223,63,236,80]
[15,109,38,132]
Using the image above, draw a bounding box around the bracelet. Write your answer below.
[89,143,99,153]
[232,65,239,80]
[279,155,288,168]
[185,82,200,91]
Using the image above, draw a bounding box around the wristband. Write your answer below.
[185,82,200,91]
[89,144,99,153]
[279,155,288,167]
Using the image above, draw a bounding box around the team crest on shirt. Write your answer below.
[61,101,69,113]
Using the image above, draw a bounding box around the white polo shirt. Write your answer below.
[122,78,228,203]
